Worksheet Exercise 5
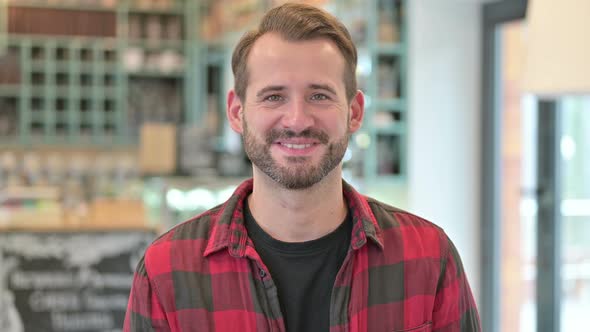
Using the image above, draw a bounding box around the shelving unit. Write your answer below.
[360,0,407,182]
[319,0,408,183]
[0,0,201,147]
[1,0,408,183]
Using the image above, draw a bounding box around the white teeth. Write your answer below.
[283,143,312,149]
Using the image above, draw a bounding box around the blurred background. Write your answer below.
[0,0,588,331]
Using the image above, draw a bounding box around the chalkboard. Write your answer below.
[0,230,155,332]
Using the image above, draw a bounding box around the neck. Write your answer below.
[248,167,348,243]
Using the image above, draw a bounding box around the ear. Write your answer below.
[227,89,244,134]
[348,90,365,133]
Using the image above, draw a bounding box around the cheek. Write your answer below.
[243,114,276,138]
[320,114,349,134]
[249,111,290,131]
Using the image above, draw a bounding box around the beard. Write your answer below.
[242,119,350,190]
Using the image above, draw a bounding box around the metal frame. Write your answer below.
[536,100,562,332]
[480,1,528,332]
[185,0,200,124]
[0,0,6,52]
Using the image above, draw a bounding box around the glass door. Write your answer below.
[560,97,590,331]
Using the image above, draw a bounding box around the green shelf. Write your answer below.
[2,0,406,180]
[374,98,406,111]
[6,34,119,46]
[0,85,20,97]
[127,39,185,51]
[0,0,199,147]
[374,124,407,135]
[24,87,118,99]
[30,62,119,72]
[376,43,405,55]
[360,0,407,181]
[126,70,185,79]
[127,7,184,15]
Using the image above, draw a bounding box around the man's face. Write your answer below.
[233,33,362,189]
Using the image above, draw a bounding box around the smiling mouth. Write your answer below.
[280,143,315,149]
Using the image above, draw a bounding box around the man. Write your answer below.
[124,3,481,331]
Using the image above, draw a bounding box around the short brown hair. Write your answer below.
[231,3,358,103]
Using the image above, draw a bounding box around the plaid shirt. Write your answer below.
[124,179,481,332]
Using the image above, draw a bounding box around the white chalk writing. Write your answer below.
[11,272,75,289]
[51,312,114,331]
[0,233,152,268]
[29,291,81,312]
[83,292,129,310]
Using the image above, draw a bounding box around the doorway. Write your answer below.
[481,1,590,332]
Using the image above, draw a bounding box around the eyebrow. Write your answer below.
[309,83,337,96]
[255,84,338,99]
[256,86,285,98]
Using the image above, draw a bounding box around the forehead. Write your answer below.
[246,33,346,90]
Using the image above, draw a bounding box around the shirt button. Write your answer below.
[259,269,266,278]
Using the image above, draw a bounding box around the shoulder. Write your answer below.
[141,204,224,273]
[366,196,443,231]
[365,197,450,255]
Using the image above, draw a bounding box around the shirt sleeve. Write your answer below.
[124,255,170,332]
[432,234,482,331]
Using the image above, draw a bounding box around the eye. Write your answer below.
[264,94,283,102]
[310,93,329,101]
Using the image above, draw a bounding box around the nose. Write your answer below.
[280,98,314,133]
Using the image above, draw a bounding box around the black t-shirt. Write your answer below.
[244,201,352,332]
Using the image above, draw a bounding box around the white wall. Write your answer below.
[407,0,482,301]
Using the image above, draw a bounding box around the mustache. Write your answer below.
[265,128,330,145]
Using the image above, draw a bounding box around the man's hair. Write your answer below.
[231,2,358,103]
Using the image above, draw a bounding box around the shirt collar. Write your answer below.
[203,178,384,258]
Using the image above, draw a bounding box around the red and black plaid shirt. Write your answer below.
[124,179,481,331]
